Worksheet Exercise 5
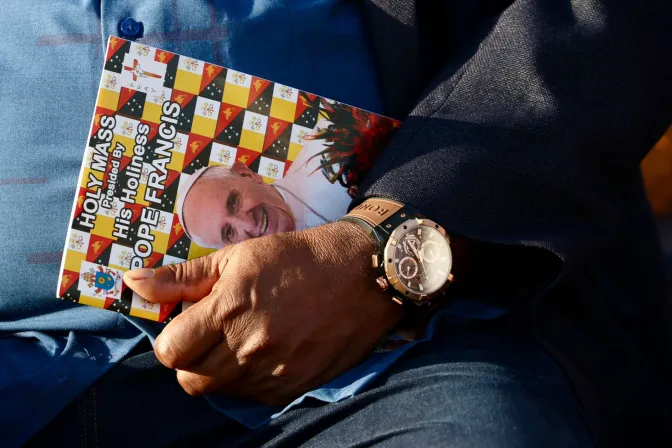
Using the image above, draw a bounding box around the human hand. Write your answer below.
[123,221,402,405]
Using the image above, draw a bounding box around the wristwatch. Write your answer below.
[342,198,454,306]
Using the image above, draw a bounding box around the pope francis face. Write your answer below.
[181,162,295,248]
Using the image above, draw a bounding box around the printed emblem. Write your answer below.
[266,163,279,178]
[231,71,247,85]
[249,116,262,132]
[201,102,214,117]
[297,129,309,145]
[136,45,151,57]
[153,90,166,104]
[120,121,134,136]
[118,249,133,268]
[68,234,84,251]
[123,59,162,82]
[103,73,118,90]
[157,215,167,231]
[217,148,231,164]
[172,135,183,152]
[279,86,294,100]
[80,265,121,296]
[184,58,200,72]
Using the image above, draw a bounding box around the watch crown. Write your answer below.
[375,276,389,291]
[371,254,381,268]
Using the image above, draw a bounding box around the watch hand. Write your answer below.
[409,240,421,259]
[410,240,426,273]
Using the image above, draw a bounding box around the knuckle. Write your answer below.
[170,256,212,285]
[167,262,191,296]
[235,326,273,363]
[218,244,243,268]
[271,363,288,378]
[210,285,249,324]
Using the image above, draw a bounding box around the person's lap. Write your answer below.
[28,316,594,448]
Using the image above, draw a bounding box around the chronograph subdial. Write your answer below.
[398,256,419,280]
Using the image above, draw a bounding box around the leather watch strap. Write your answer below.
[342,198,405,250]
[347,198,404,227]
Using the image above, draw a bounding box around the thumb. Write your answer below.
[123,250,225,303]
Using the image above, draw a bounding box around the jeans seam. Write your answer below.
[93,384,99,448]
[80,393,88,448]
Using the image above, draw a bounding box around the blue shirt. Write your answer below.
[0,1,383,446]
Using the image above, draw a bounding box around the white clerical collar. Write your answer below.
[271,179,329,231]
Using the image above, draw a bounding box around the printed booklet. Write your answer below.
[56,37,400,322]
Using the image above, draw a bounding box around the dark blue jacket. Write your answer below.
[359,1,672,446]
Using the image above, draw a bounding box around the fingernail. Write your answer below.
[124,268,155,280]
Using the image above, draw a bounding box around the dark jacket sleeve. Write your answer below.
[359,0,671,288]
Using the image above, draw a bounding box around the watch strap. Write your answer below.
[342,199,404,250]
[342,198,428,253]
[347,198,404,228]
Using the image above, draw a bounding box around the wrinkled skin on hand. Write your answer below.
[124,221,402,405]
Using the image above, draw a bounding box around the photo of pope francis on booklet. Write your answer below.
[177,120,349,248]
[177,99,400,249]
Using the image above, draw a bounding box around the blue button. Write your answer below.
[118,17,144,39]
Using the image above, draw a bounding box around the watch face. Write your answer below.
[392,224,452,295]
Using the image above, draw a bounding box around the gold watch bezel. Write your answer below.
[382,218,454,303]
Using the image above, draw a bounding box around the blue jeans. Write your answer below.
[27,316,594,447]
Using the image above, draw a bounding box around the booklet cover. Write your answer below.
[57,37,401,322]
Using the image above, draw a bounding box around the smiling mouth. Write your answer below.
[260,208,269,235]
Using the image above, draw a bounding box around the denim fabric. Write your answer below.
[27,316,594,448]
[0,1,382,446]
